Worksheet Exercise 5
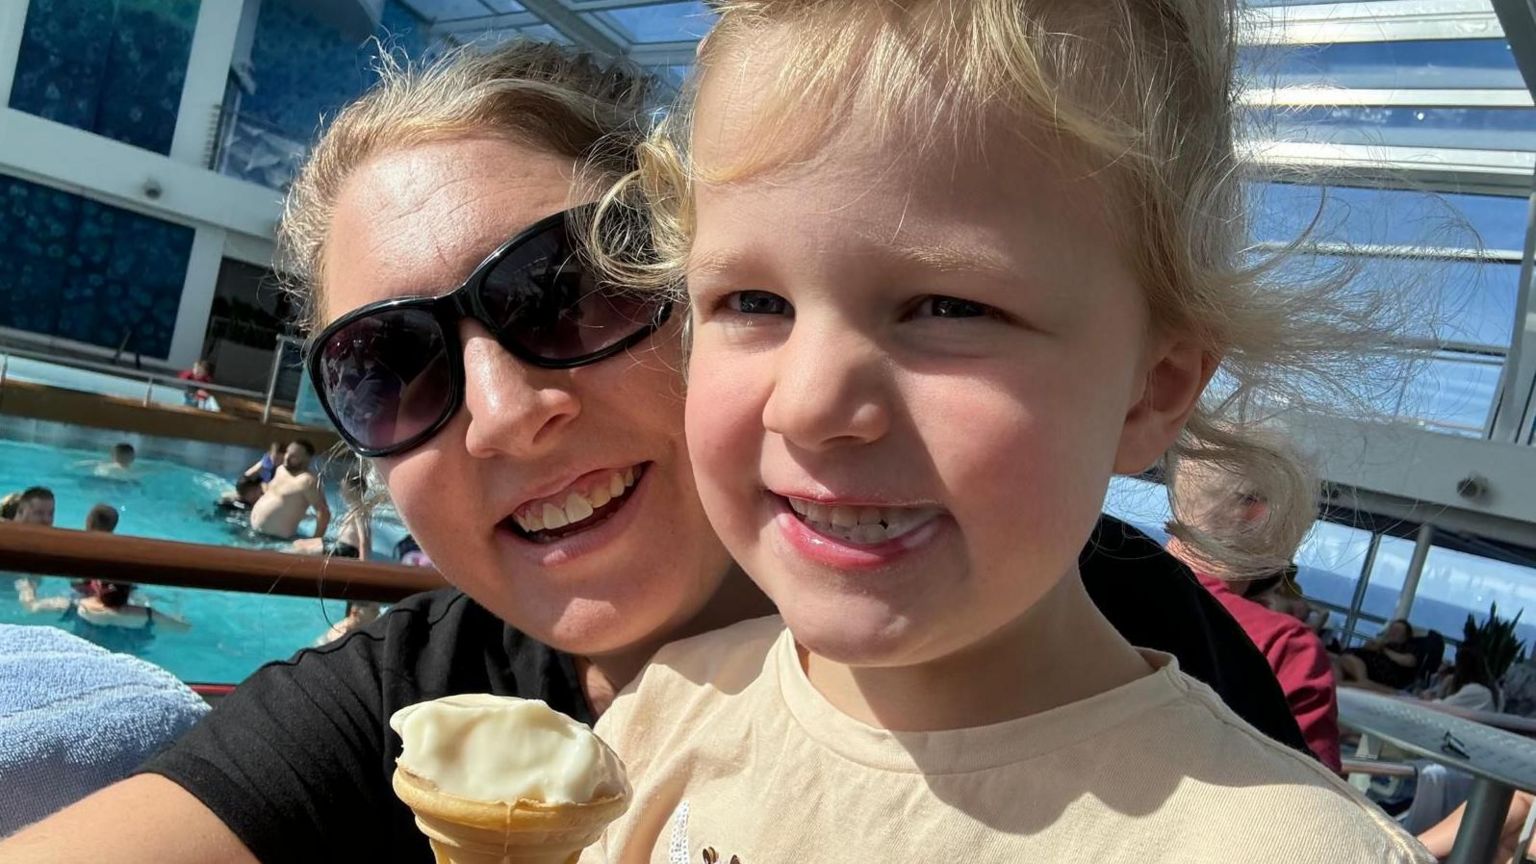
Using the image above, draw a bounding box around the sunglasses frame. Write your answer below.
[304,206,673,457]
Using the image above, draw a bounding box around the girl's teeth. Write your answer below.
[610,474,625,497]
[787,499,936,545]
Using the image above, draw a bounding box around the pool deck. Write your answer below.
[0,379,338,452]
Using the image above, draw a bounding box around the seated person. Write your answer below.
[1166,450,1342,772]
[215,476,265,514]
[1339,619,1422,691]
[250,440,329,541]
[291,470,369,559]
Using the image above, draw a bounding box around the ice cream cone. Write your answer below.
[393,764,629,864]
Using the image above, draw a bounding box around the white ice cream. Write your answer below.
[390,694,627,805]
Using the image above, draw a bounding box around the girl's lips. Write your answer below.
[769,496,945,571]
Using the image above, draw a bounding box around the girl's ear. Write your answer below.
[1113,338,1219,474]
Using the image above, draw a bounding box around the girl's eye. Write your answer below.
[726,290,793,317]
[911,295,996,320]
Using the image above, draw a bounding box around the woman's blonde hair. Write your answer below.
[279,40,655,334]
[597,0,1421,579]
[278,40,658,525]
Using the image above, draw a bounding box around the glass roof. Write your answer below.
[385,0,1536,443]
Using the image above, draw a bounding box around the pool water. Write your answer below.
[0,425,410,683]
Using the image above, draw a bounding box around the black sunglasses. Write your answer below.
[305,205,672,457]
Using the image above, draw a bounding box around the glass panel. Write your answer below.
[214,1,433,191]
[1412,545,1536,646]
[1248,105,1536,152]
[1391,355,1503,434]
[10,0,201,155]
[1361,534,1416,620]
[595,1,714,43]
[1294,521,1375,610]
[0,173,192,358]
[1249,183,1529,251]
[1239,39,1523,90]
[1101,476,1172,541]
[520,23,569,44]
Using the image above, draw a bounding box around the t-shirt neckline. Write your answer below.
[771,627,1189,774]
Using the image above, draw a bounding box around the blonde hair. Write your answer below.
[279,40,656,333]
[597,0,1417,579]
[1166,430,1319,579]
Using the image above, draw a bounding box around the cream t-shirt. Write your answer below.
[587,616,1431,864]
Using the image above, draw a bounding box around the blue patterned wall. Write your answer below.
[218,0,429,189]
[0,175,193,358]
[10,0,201,156]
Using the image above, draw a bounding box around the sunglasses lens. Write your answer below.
[479,222,664,362]
[315,307,453,452]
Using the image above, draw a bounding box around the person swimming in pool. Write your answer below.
[291,469,370,559]
[241,442,283,487]
[15,504,190,635]
[250,440,329,541]
[215,476,265,515]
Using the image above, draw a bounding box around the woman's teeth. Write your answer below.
[786,497,936,544]
[514,467,639,535]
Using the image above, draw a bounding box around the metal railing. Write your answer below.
[0,522,441,603]
[0,341,299,422]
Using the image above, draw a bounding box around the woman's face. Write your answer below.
[322,136,732,657]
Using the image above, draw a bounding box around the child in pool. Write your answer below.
[585,1,1432,862]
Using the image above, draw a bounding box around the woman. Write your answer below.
[0,42,1301,864]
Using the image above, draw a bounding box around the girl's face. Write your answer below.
[683,48,1210,670]
[323,136,732,657]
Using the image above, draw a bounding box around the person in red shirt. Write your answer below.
[177,359,214,409]
[1166,452,1343,773]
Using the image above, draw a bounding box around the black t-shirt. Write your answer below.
[141,590,588,863]
[142,516,1306,864]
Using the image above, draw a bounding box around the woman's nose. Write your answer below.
[458,321,581,460]
[761,323,891,453]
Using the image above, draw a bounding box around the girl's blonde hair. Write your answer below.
[599,0,1417,579]
[279,40,655,334]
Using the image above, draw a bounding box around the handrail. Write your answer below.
[1341,757,1418,779]
[0,523,444,603]
[0,341,276,402]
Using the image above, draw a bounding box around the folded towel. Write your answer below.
[0,624,209,837]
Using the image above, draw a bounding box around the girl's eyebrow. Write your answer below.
[688,241,1015,280]
[884,241,1015,277]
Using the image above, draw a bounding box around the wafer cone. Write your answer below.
[393,765,628,864]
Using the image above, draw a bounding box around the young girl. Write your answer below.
[587,1,1431,861]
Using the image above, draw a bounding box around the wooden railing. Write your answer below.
[0,523,445,602]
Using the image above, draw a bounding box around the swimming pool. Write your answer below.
[0,416,410,683]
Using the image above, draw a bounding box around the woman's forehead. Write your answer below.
[323,138,576,310]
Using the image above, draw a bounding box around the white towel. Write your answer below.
[0,624,208,837]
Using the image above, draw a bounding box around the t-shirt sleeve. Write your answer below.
[1271,625,1343,773]
[138,628,395,863]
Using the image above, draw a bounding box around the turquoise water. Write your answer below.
[0,426,406,683]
